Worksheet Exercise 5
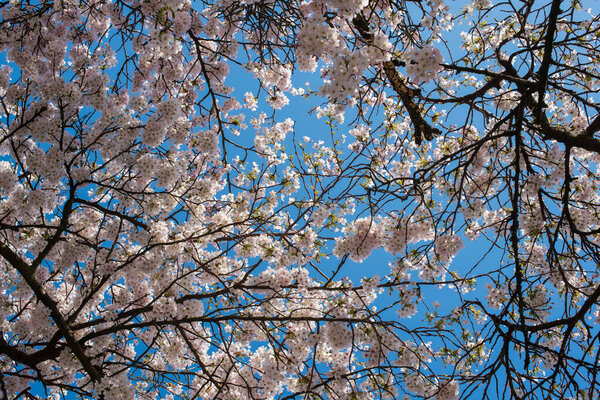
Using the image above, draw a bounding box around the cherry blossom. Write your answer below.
[0,0,600,399]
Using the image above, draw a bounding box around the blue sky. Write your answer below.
[6,0,600,398]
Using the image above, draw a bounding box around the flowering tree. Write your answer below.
[1,0,600,398]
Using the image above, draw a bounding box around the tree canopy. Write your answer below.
[1,0,600,398]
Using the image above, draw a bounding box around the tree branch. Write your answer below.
[352,13,440,145]
[0,243,102,382]
[535,0,562,120]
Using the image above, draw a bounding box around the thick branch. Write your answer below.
[352,14,440,145]
[0,243,102,382]
[499,58,600,154]
[535,117,600,154]
[535,0,562,120]
[382,62,441,144]
[509,102,530,369]
[0,334,62,369]
[0,334,39,369]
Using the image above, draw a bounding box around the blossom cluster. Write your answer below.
[403,45,445,83]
